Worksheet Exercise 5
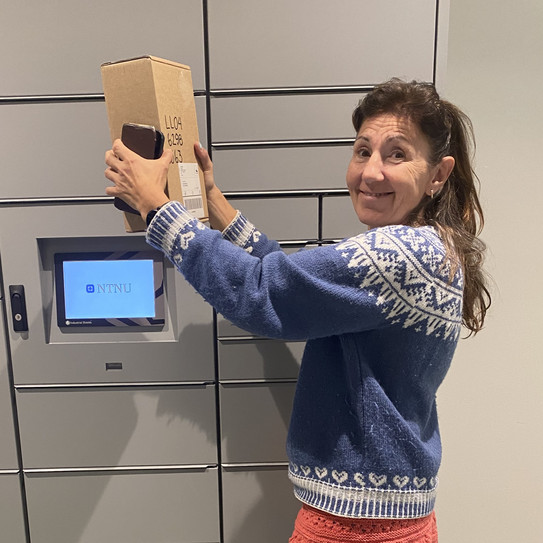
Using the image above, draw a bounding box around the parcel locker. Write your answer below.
[25,468,220,543]
[0,102,111,199]
[207,0,437,89]
[218,339,304,381]
[225,197,318,242]
[0,473,27,543]
[0,203,214,385]
[221,466,299,543]
[210,93,361,143]
[211,146,354,192]
[0,0,206,95]
[0,97,207,200]
[17,385,216,470]
[220,382,296,464]
[322,195,367,240]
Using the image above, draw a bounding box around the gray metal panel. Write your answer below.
[217,316,254,338]
[0,101,111,199]
[322,196,367,240]
[212,145,354,191]
[0,204,214,385]
[211,94,361,143]
[25,468,220,543]
[218,339,303,380]
[17,386,216,469]
[227,198,318,241]
[0,97,207,199]
[208,0,437,88]
[220,383,295,463]
[0,473,26,543]
[0,302,18,469]
[0,0,205,95]
[222,466,299,543]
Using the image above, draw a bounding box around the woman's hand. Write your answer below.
[194,141,218,197]
[194,142,237,230]
[105,139,172,220]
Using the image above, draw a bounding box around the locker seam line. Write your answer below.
[203,1,225,542]
[433,0,441,84]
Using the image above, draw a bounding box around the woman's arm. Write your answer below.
[193,145,282,257]
[146,203,463,342]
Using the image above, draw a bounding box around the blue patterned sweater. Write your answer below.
[146,201,463,519]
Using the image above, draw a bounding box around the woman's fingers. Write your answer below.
[194,142,213,172]
[111,138,132,161]
[194,142,217,194]
[159,147,173,166]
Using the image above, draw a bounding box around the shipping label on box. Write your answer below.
[101,56,208,232]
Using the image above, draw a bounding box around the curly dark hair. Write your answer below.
[352,78,491,335]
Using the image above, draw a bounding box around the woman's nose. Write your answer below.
[361,154,385,183]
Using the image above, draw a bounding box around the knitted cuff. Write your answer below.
[221,210,257,250]
[145,200,198,256]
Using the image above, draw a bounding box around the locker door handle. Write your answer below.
[9,285,29,332]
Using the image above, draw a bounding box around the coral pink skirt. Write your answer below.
[289,504,438,542]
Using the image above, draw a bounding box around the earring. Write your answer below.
[430,189,434,199]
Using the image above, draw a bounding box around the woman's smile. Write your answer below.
[360,190,394,199]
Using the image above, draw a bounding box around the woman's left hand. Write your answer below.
[105,139,173,219]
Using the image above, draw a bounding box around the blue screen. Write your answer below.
[62,260,155,319]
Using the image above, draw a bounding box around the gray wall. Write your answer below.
[436,1,543,541]
[0,1,449,542]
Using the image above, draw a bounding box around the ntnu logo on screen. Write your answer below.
[86,283,132,294]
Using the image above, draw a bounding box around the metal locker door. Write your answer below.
[25,468,220,543]
[222,465,299,543]
[212,146,354,192]
[0,97,207,200]
[0,473,27,543]
[210,93,361,143]
[208,0,437,89]
[0,0,206,95]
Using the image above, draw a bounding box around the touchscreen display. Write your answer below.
[55,251,164,328]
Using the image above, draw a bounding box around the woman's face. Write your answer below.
[346,113,445,229]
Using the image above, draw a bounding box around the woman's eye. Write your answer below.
[390,150,405,160]
[355,147,370,158]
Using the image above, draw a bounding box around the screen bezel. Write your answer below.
[54,250,165,329]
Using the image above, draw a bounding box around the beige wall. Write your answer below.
[437,0,543,541]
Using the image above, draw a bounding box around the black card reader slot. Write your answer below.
[10,285,29,332]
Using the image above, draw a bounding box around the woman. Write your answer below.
[105,79,490,542]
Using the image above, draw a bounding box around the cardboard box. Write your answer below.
[101,56,208,232]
